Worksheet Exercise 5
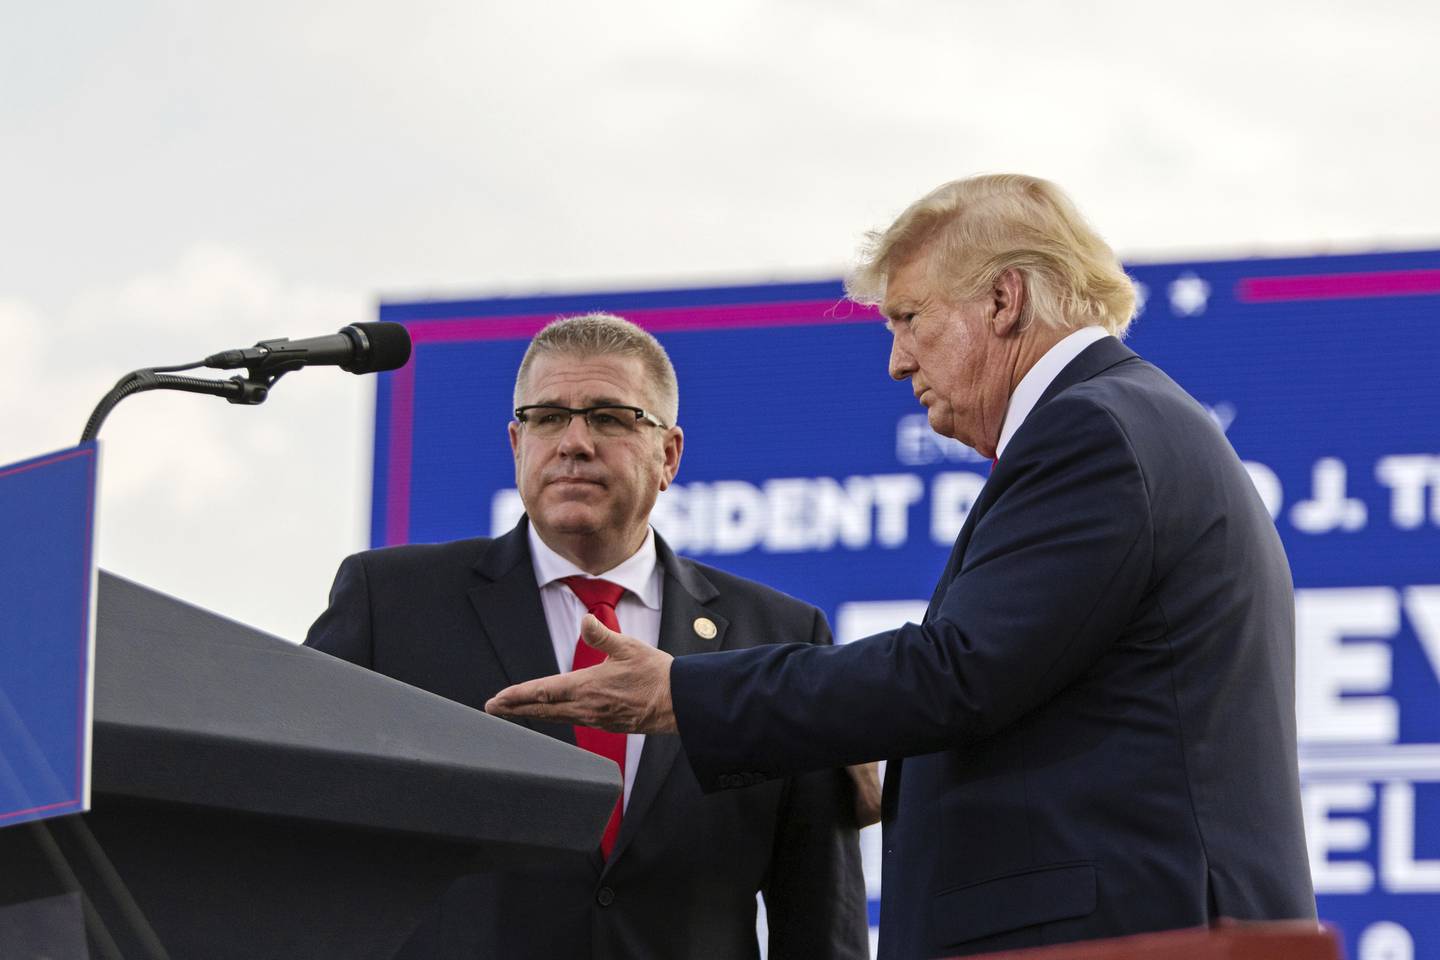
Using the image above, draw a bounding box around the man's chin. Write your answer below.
[532,505,606,538]
[926,406,955,439]
[926,409,985,455]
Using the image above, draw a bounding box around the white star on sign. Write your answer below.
[1168,272,1211,317]
[1132,280,1149,317]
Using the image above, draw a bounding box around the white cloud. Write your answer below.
[1,247,372,643]
[2,0,1439,645]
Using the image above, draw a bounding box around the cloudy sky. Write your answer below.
[2,0,1436,642]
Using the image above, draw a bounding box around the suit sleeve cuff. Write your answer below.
[672,651,772,793]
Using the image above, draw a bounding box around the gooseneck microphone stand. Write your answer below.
[79,355,299,443]
[79,322,411,442]
[61,355,307,960]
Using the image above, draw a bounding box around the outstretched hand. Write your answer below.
[485,614,678,734]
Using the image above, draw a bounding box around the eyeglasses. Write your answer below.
[514,404,668,439]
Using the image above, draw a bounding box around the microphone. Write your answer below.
[203,322,412,375]
[79,322,413,441]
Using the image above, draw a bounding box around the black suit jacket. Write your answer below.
[305,520,868,960]
[671,338,1316,958]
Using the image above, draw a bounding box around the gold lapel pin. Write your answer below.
[693,617,717,639]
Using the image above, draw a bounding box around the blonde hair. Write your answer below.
[514,312,679,425]
[845,174,1136,337]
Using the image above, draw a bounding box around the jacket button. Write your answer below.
[596,886,615,907]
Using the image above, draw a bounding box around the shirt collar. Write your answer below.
[996,326,1110,459]
[527,521,663,610]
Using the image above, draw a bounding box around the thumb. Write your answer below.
[580,614,625,654]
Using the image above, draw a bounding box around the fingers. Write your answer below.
[484,625,675,733]
[485,675,575,718]
[485,667,629,729]
[846,762,883,828]
[580,614,627,654]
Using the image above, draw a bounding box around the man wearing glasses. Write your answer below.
[306,313,869,960]
[487,178,1316,958]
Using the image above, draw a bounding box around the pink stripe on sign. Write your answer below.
[407,298,881,343]
[1237,269,1440,303]
[0,447,92,481]
[0,799,82,822]
[381,297,881,544]
[77,450,95,801]
[384,360,417,545]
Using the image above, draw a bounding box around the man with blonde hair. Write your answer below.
[489,177,1317,957]
[308,313,868,959]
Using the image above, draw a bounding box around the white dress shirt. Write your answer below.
[527,523,663,810]
[996,325,1110,459]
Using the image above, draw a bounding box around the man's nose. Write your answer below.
[556,414,596,457]
[888,335,915,382]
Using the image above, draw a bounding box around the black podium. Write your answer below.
[0,572,620,960]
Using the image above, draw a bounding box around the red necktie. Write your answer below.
[560,576,627,859]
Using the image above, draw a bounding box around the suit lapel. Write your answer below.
[927,504,983,619]
[604,535,724,870]
[925,336,1139,620]
[466,519,574,746]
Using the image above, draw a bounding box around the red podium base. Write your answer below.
[967,921,1341,960]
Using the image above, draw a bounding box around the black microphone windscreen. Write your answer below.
[350,322,412,374]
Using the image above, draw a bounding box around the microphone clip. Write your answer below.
[204,339,321,405]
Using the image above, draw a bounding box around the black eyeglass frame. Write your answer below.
[514,404,669,432]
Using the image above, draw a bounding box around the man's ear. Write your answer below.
[658,427,684,491]
[990,268,1027,337]
[508,421,521,460]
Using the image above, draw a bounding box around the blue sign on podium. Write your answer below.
[0,443,98,829]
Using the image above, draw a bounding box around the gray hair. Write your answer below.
[845,174,1136,337]
[513,312,680,425]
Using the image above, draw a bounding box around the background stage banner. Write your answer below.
[374,249,1440,960]
[0,443,99,829]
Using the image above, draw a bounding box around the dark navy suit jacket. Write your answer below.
[671,338,1316,958]
[306,520,868,960]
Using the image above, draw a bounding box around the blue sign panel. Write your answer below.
[376,250,1440,960]
[0,443,98,828]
